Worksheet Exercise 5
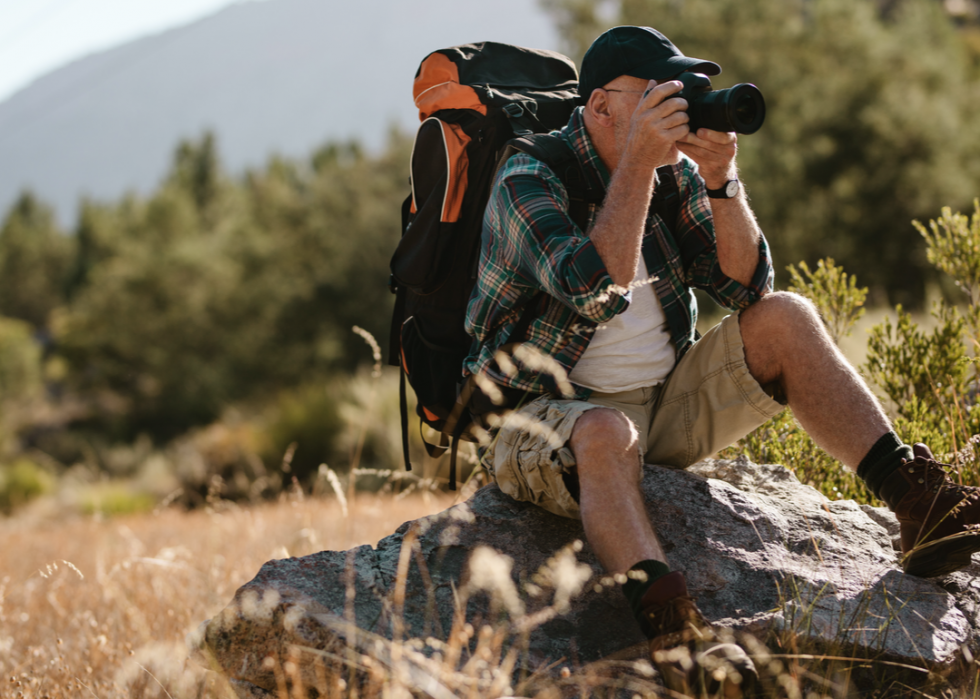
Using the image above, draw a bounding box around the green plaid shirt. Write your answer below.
[463,107,773,399]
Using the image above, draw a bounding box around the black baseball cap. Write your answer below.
[578,26,721,102]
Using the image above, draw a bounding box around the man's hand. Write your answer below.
[677,129,738,190]
[621,80,690,170]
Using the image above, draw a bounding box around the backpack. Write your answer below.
[388,42,680,490]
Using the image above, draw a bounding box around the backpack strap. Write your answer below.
[650,165,681,237]
[505,133,604,232]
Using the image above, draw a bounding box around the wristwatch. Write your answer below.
[706,179,740,199]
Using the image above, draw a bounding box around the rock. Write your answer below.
[192,458,974,696]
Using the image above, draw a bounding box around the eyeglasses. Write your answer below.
[603,77,682,95]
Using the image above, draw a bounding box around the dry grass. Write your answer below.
[0,490,455,698]
[4,481,980,698]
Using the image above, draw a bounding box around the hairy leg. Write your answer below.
[569,408,666,572]
[739,291,891,470]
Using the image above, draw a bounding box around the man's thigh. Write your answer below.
[481,395,617,520]
[646,312,784,468]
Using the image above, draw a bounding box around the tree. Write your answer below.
[0,193,71,328]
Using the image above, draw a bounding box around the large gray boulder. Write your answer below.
[190,458,976,696]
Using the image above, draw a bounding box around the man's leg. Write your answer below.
[569,407,666,573]
[739,291,980,577]
[737,291,890,468]
[569,406,756,694]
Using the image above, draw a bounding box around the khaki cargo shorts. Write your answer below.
[480,312,784,519]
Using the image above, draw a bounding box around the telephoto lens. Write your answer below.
[676,73,766,135]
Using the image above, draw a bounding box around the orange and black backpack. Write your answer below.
[388,42,679,489]
[387,42,584,488]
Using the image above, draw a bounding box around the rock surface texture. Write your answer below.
[191,459,979,696]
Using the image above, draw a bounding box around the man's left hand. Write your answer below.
[676,129,738,191]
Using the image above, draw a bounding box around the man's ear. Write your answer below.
[585,89,615,128]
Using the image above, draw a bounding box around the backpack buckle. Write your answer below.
[503,103,524,118]
[503,102,533,136]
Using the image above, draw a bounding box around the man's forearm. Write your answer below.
[710,193,763,288]
[587,156,657,287]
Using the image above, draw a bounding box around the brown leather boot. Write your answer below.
[890,443,980,577]
[641,572,757,697]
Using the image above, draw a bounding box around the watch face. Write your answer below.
[725,180,740,197]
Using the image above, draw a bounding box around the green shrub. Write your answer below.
[0,459,54,513]
[724,201,980,500]
[262,381,346,483]
[170,417,275,506]
[863,200,980,478]
[77,481,156,516]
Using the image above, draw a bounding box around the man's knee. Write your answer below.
[569,408,640,475]
[740,291,825,350]
[743,290,819,327]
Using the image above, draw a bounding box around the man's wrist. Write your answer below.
[706,179,741,200]
[702,172,737,191]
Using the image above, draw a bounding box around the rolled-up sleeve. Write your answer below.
[675,168,774,311]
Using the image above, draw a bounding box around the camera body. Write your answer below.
[676,73,766,135]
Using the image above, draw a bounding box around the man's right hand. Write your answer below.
[584,76,691,286]
[621,79,690,170]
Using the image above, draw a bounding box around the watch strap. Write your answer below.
[706,179,740,199]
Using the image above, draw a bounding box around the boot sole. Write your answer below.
[902,530,980,577]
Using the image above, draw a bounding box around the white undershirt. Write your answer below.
[568,257,676,392]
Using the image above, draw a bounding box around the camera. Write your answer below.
[676,73,766,135]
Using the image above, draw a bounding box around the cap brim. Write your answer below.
[626,56,721,81]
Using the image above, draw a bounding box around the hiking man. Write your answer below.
[463,24,980,691]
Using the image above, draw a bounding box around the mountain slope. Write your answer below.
[0,0,560,225]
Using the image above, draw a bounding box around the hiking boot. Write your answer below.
[890,443,980,577]
[641,572,757,697]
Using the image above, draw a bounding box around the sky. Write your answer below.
[0,0,242,104]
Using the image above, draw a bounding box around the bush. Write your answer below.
[262,381,347,484]
[76,481,156,516]
[170,417,275,506]
[0,459,53,513]
[723,201,980,501]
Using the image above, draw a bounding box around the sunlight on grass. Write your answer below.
[0,491,453,698]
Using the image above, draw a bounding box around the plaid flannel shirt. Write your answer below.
[463,107,773,399]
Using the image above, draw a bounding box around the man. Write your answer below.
[463,24,980,691]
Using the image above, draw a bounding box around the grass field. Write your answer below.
[0,490,455,698]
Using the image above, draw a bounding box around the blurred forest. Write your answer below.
[1,0,979,513]
[0,133,417,510]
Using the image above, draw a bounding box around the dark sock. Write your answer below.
[623,559,672,618]
[856,432,913,507]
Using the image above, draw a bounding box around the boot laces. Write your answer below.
[648,596,708,636]
[914,455,971,496]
